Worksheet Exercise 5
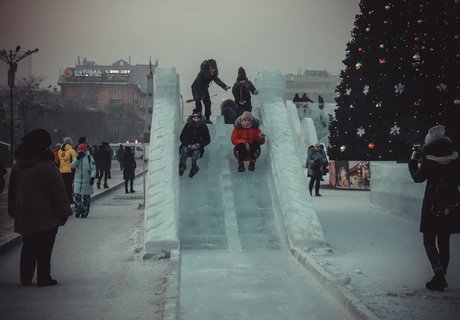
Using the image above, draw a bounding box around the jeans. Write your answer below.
[179,145,200,167]
[423,232,451,274]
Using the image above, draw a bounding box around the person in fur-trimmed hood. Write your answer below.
[179,112,211,177]
[231,111,265,172]
[409,125,460,292]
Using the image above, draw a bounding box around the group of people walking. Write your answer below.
[7,129,139,287]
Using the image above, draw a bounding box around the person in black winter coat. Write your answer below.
[231,67,258,115]
[191,59,230,124]
[179,112,211,177]
[9,128,72,286]
[409,125,460,292]
[122,147,136,193]
[96,142,111,189]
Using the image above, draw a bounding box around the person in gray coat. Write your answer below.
[8,128,72,287]
[71,143,97,218]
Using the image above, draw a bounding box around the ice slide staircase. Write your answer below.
[143,68,325,258]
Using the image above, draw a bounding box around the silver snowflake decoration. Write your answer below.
[357,126,365,137]
[394,83,405,95]
[436,83,447,92]
[363,85,369,95]
[346,88,352,95]
[390,124,400,136]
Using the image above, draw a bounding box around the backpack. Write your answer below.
[311,158,322,170]
[430,178,460,217]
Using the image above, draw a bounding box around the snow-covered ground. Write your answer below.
[308,189,460,320]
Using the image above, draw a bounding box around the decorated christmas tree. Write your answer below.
[328,0,460,161]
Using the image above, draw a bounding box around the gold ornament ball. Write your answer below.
[454,98,460,105]
[340,145,346,152]
[379,44,384,48]
[413,53,421,61]
[366,27,370,32]
[385,5,391,10]
[355,62,363,69]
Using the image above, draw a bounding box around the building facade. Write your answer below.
[58,58,156,143]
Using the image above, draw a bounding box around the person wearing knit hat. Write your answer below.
[8,128,72,287]
[178,112,211,177]
[232,67,258,116]
[409,125,460,292]
[71,143,96,218]
[231,111,265,172]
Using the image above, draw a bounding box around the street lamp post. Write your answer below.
[0,46,39,165]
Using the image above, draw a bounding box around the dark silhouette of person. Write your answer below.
[409,125,460,291]
[231,67,258,115]
[8,128,72,286]
[191,59,230,124]
[122,147,136,193]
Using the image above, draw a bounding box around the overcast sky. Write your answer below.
[0,0,359,96]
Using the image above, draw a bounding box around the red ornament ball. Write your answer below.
[368,143,375,149]
[384,20,389,25]
[414,36,420,42]
[379,58,386,64]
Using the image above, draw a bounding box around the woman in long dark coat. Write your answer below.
[409,125,460,291]
[122,147,136,193]
[8,129,72,286]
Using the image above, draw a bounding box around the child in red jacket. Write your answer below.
[231,111,266,172]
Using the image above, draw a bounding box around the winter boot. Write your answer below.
[426,271,447,291]
[130,189,135,193]
[104,184,109,189]
[97,182,101,189]
[189,165,199,178]
[238,161,245,172]
[125,188,129,194]
[179,163,187,176]
[248,160,256,171]
[315,192,322,197]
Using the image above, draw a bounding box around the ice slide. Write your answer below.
[143,68,325,258]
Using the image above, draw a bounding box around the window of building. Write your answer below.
[111,90,120,100]
[87,88,97,101]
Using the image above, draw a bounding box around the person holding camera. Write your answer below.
[179,112,211,178]
[71,144,97,218]
[408,125,460,291]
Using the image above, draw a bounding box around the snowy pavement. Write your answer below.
[307,188,460,320]
[0,178,170,320]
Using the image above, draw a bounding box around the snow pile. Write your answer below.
[256,69,325,248]
[144,67,181,258]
